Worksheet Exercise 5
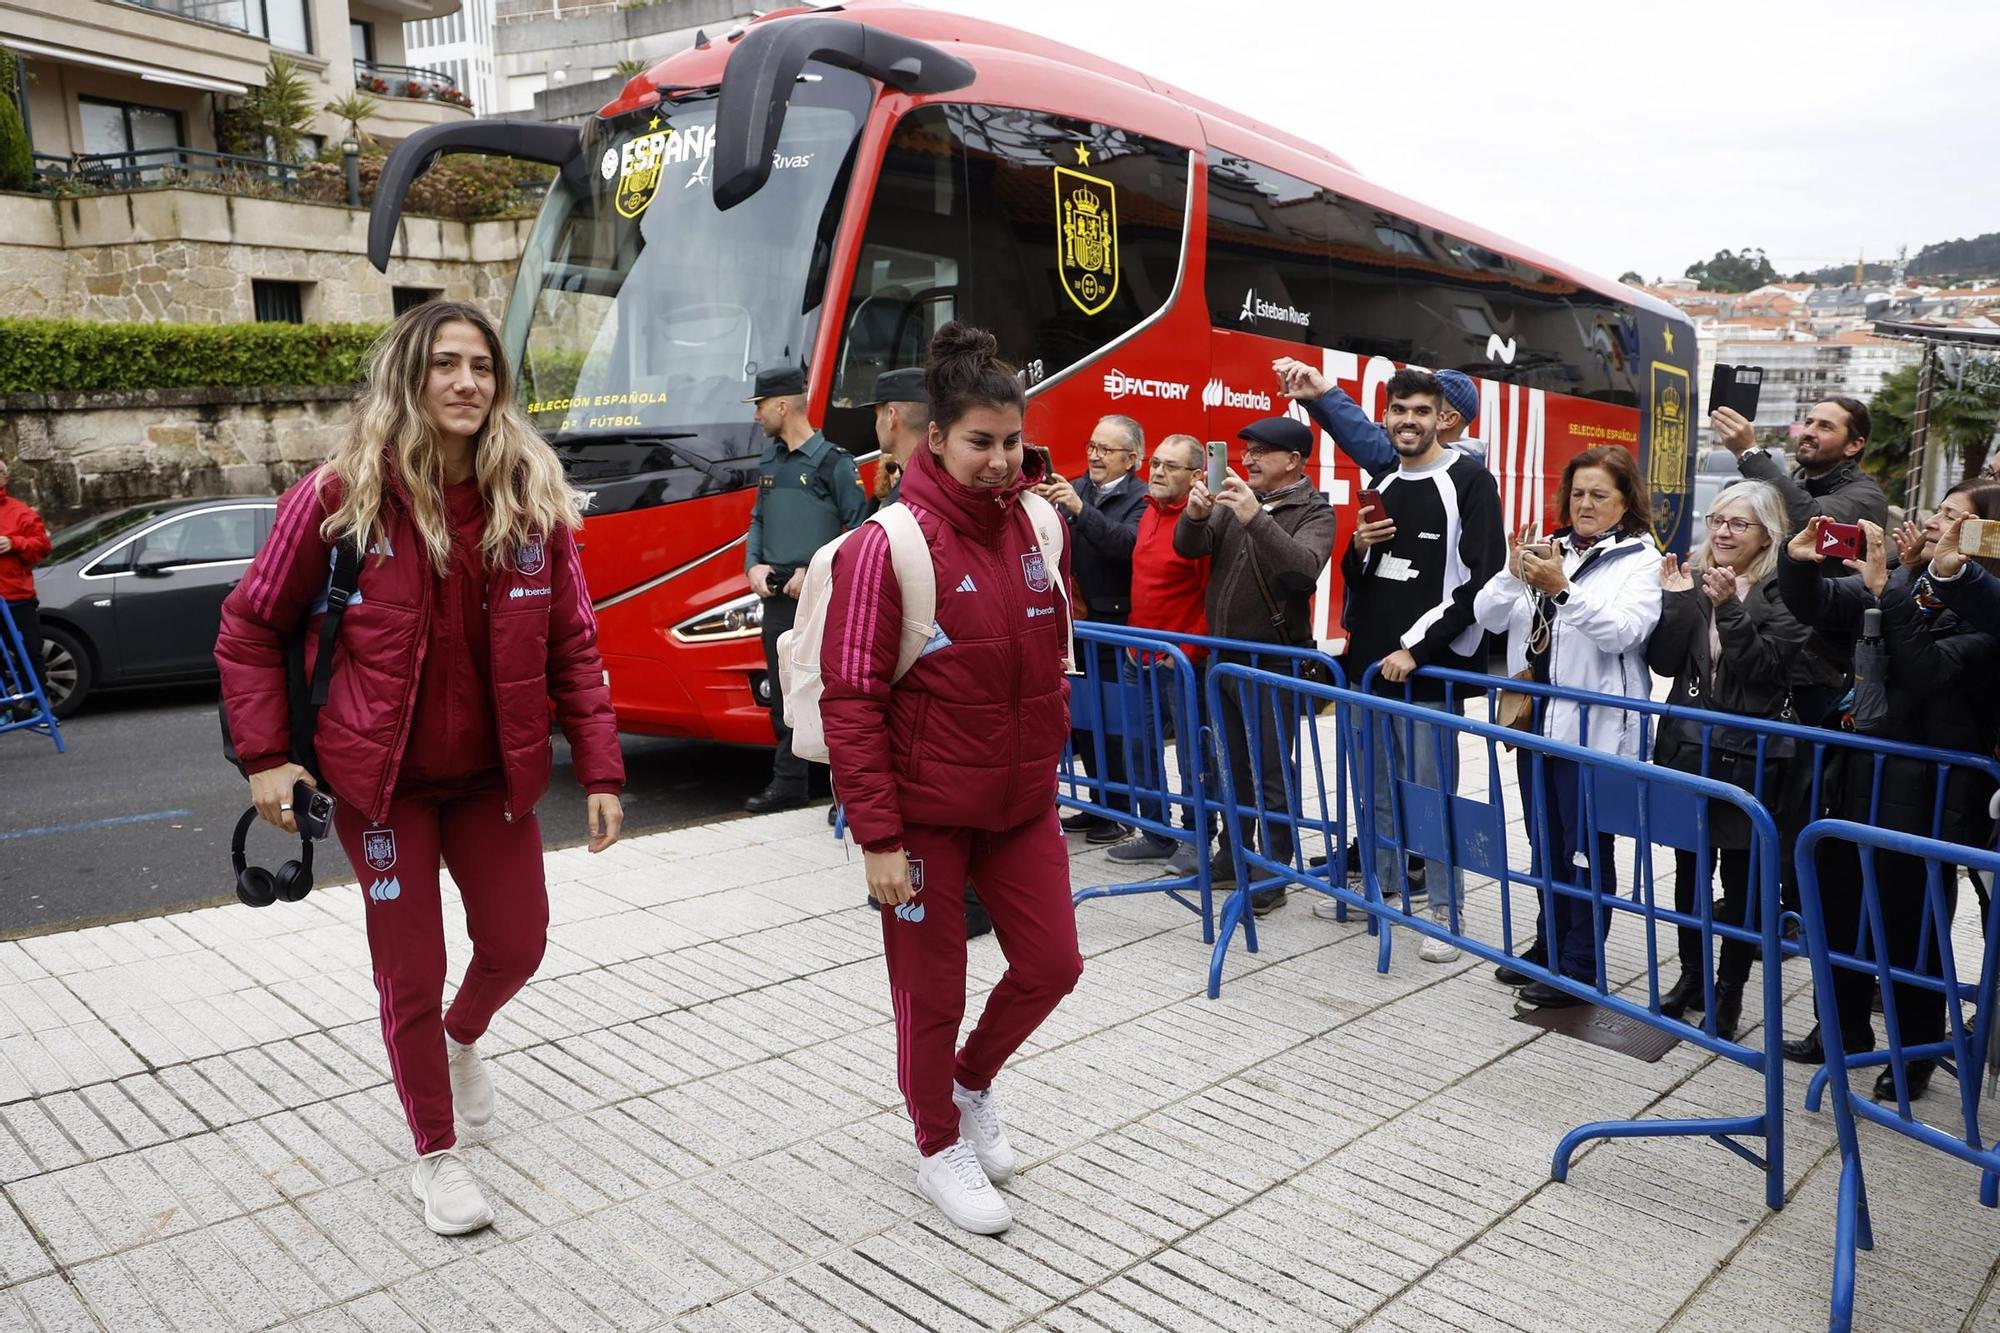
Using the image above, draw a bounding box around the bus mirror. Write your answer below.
[368,120,584,273]
[712,16,974,211]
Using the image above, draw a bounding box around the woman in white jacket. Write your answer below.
[1473,446,1662,1009]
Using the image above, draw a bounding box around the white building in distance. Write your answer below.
[404,0,497,117]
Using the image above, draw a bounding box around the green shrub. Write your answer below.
[0,50,28,191]
[0,320,386,394]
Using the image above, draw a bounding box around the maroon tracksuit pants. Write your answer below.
[883,804,1083,1156]
[333,790,548,1155]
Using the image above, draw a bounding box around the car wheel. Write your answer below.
[39,625,91,719]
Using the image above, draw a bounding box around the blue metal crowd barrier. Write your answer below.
[1793,820,2000,1333]
[1396,664,2000,867]
[0,599,62,751]
[1204,661,1794,1209]
[1059,622,1347,942]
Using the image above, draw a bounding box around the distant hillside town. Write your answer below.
[1628,274,2000,449]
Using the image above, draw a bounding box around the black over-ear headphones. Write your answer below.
[232,807,315,907]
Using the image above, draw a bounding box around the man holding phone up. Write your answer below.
[1175,417,1337,913]
[1332,369,1504,954]
[1038,415,1148,844]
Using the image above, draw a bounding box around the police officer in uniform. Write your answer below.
[862,367,928,516]
[743,366,866,813]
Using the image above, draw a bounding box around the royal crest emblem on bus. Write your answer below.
[614,120,671,219]
[1648,361,1691,547]
[364,829,397,872]
[1021,550,1052,593]
[1054,161,1119,315]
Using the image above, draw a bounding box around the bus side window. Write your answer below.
[827,104,1191,452]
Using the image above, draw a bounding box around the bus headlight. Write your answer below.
[671,593,764,642]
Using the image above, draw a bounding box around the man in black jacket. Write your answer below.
[1335,369,1504,953]
[1040,414,1148,843]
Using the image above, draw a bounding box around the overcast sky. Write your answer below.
[916,0,1999,286]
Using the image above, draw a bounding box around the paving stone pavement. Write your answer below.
[0,781,1996,1332]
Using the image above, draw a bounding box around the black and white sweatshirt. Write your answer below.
[1340,450,1506,695]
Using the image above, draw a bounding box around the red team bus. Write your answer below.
[369,0,1697,746]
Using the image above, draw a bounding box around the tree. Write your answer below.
[0,49,30,192]
[1862,357,2000,504]
[1618,270,1644,286]
[238,53,316,162]
[613,58,649,76]
[323,91,380,145]
[1683,248,1779,293]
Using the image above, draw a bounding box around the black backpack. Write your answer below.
[220,543,362,783]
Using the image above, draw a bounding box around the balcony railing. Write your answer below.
[117,0,260,38]
[353,59,464,104]
[33,147,309,192]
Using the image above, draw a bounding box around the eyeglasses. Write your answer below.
[1703,514,1765,534]
[1148,458,1194,473]
[1085,443,1130,458]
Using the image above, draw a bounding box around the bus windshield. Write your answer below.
[502,65,872,514]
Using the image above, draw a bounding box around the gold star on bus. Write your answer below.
[648,114,662,130]
[1073,143,1090,165]
[1663,326,1675,354]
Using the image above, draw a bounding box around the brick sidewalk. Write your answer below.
[0,803,1995,1332]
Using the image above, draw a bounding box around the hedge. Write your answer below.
[0,319,387,394]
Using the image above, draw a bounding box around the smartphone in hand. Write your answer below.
[1022,443,1053,483]
[1960,518,2000,559]
[293,780,336,841]
[1205,441,1229,494]
[1817,520,1863,561]
[1358,488,1387,521]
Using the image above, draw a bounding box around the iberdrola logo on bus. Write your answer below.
[1055,146,1118,316]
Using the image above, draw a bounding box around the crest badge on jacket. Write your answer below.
[1020,550,1051,593]
[515,538,546,577]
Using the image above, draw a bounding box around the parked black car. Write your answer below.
[33,497,278,717]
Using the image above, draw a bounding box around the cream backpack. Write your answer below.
[777,492,1073,765]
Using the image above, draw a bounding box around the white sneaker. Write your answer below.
[952,1081,1017,1183]
[446,1036,494,1127]
[410,1148,494,1235]
[1310,896,1343,920]
[917,1139,1012,1235]
[1420,903,1461,963]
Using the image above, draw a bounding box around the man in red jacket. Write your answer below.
[1109,433,1212,870]
[0,459,52,719]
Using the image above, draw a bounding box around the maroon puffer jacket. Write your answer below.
[215,466,623,826]
[820,447,1073,851]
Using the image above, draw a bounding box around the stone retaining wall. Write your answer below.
[0,386,359,527]
[0,190,530,325]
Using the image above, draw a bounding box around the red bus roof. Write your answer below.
[608,0,1682,327]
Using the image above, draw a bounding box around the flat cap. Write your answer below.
[1237,415,1314,458]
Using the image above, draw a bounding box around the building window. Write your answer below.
[351,19,374,62]
[266,0,311,53]
[78,96,184,170]
[392,286,438,316]
[252,280,306,323]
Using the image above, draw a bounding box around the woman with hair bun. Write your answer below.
[217,301,624,1234]
[818,321,1083,1235]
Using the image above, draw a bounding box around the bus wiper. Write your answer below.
[552,431,731,482]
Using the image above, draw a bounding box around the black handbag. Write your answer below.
[1242,535,1336,705]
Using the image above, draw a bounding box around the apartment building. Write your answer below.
[1,0,472,165]
[403,0,495,116]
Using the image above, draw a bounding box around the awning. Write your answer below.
[2,36,252,95]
